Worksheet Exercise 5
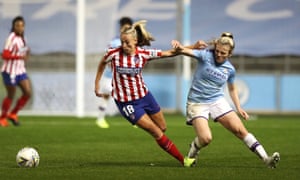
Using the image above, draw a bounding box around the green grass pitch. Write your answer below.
[0,114,299,180]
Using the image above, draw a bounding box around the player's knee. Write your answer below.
[233,128,248,140]
[155,123,167,132]
[200,135,212,146]
[238,132,248,140]
[23,93,31,99]
[25,93,31,98]
[23,90,31,98]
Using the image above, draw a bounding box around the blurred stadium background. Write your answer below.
[0,0,299,117]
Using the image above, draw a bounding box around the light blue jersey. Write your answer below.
[103,37,121,78]
[103,65,112,77]
[188,49,235,103]
[109,36,121,48]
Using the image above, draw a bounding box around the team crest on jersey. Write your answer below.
[223,69,228,74]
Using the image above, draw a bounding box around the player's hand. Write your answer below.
[238,108,249,120]
[95,91,110,99]
[194,40,208,49]
[171,40,183,50]
[22,54,29,61]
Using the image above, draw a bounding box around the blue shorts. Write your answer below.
[115,92,161,125]
[1,72,28,86]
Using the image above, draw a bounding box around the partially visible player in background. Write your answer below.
[95,17,133,128]
[109,17,133,48]
[172,32,280,168]
[94,20,195,167]
[0,16,31,127]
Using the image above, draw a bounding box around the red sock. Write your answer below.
[156,134,184,165]
[10,95,30,114]
[1,97,12,118]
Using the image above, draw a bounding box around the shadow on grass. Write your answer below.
[79,160,268,169]
[79,160,183,168]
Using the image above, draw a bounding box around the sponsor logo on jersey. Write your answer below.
[116,66,142,75]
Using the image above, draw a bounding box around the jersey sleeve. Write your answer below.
[146,49,162,59]
[140,48,162,62]
[103,48,118,63]
[192,49,208,61]
[227,68,236,84]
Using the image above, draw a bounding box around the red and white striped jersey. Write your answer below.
[104,47,162,102]
[1,32,28,75]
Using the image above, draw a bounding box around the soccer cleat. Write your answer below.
[96,118,109,128]
[265,152,280,168]
[184,157,196,167]
[7,113,20,126]
[0,118,9,127]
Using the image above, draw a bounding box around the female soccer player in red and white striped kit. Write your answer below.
[0,16,31,127]
[94,20,195,167]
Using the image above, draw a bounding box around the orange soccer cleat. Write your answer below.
[0,118,9,127]
[7,113,20,126]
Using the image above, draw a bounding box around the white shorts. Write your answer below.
[186,97,233,125]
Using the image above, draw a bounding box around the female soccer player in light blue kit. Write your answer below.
[172,32,280,168]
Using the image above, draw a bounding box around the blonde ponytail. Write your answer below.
[120,20,155,46]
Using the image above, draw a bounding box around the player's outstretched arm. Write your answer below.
[160,48,178,57]
[171,40,194,56]
[156,39,208,59]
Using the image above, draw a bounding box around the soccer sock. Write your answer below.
[243,133,268,161]
[187,137,202,158]
[156,134,184,164]
[10,95,30,115]
[193,136,202,149]
[97,98,108,121]
[1,97,12,118]
[97,105,106,121]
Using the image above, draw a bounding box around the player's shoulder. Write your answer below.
[5,32,15,42]
[225,59,234,67]
[4,32,17,48]
[193,48,211,56]
[136,46,146,51]
[132,46,145,55]
[223,59,236,73]
[104,47,121,57]
[7,32,19,40]
[107,46,121,53]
